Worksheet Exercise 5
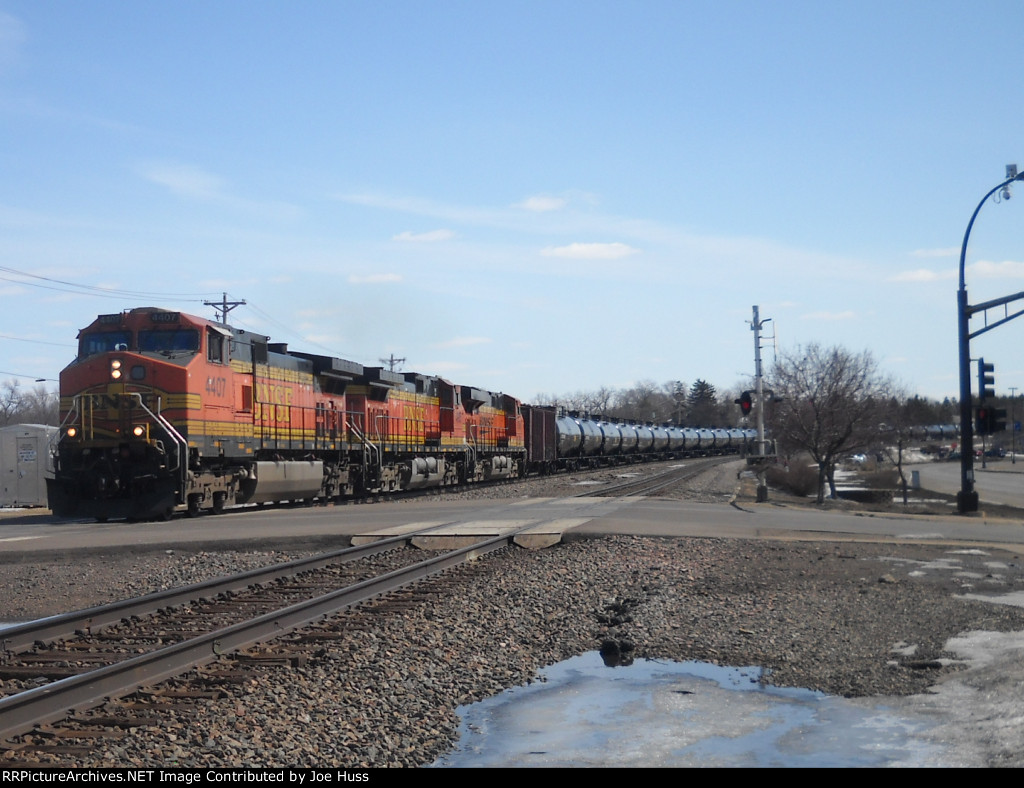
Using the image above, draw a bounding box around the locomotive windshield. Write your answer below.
[79,330,132,358]
[138,328,199,354]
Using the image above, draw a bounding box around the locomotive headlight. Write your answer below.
[110,359,123,380]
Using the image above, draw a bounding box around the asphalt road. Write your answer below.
[3,483,1024,555]
[906,460,1024,509]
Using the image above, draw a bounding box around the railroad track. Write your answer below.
[581,456,735,498]
[0,460,733,761]
[0,523,536,756]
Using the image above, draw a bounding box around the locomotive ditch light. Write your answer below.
[132,424,146,438]
[66,427,77,438]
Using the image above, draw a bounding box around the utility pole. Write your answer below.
[204,292,246,324]
[380,353,406,372]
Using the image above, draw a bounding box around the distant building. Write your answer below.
[0,424,57,508]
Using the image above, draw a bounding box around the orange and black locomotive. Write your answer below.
[47,307,525,521]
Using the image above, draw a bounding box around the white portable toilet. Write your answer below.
[0,424,57,508]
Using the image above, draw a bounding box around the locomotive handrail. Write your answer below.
[348,416,381,481]
[127,392,188,492]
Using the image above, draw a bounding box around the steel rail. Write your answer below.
[578,456,732,498]
[0,531,517,742]
[0,527,446,656]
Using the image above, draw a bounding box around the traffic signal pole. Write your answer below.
[957,166,1024,513]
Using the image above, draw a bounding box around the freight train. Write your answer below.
[46,307,754,521]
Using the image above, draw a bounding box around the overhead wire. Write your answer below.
[0,265,215,301]
[240,300,355,360]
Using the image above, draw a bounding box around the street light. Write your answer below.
[957,165,1024,513]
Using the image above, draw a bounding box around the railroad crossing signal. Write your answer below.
[735,390,753,417]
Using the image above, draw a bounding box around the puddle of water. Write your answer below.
[432,652,951,768]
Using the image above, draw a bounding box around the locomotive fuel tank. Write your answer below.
[239,460,325,504]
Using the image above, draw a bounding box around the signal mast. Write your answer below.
[745,305,776,501]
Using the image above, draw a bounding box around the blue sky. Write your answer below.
[2,1,1024,405]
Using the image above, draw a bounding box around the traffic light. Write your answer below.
[976,406,1008,435]
[734,390,753,417]
[977,406,991,435]
[978,358,995,402]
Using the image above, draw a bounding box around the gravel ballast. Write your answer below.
[3,462,1024,767]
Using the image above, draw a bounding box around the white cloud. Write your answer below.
[889,268,955,283]
[393,229,455,242]
[348,273,402,284]
[136,160,300,220]
[516,195,567,212]
[970,260,1024,278]
[137,162,226,201]
[892,259,1024,282]
[540,242,639,260]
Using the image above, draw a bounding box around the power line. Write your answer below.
[0,333,74,348]
[0,265,214,301]
[0,370,56,382]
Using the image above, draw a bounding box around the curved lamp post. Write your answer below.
[957,166,1024,513]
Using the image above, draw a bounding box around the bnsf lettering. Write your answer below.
[85,393,153,409]
[254,383,295,424]
[403,404,428,422]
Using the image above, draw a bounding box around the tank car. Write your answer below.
[47,307,525,521]
[520,406,752,473]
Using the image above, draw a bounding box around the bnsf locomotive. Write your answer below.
[47,307,755,522]
[47,307,525,521]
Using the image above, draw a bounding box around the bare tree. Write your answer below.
[613,379,670,423]
[0,379,59,427]
[877,392,915,505]
[767,344,893,503]
[19,384,59,425]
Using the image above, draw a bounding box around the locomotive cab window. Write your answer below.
[79,331,132,359]
[138,329,199,354]
[206,327,229,364]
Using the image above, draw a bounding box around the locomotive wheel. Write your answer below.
[212,491,226,515]
[187,494,202,518]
